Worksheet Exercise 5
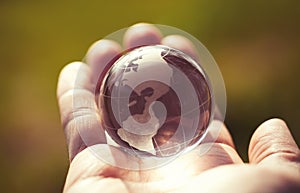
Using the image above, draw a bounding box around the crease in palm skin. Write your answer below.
[57,23,300,193]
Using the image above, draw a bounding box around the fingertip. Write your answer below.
[86,39,121,63]
[57,61,91,98]
[259,118,287,128]
[86,39,122,84]
[123,23,162,48]
[249,118,288,154]
[248,118,299,164]
[87,39,121,51]
[58,61,86,79]
[161,35,199,61]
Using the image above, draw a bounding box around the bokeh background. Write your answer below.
[0,0,299,192]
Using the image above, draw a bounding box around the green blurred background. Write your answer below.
[0,0,299,192]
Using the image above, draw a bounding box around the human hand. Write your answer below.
[57,23,300,193]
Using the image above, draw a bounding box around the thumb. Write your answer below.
[248,118,300,168]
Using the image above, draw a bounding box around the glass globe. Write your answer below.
[96,45,213,157]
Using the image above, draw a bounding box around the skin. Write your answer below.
[57,23,300,193]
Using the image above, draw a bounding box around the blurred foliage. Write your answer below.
[0,0,299,192]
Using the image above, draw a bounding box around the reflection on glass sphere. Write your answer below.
[96,45,212,157]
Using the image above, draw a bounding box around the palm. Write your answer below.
[57,23,300,193]
[63,140,240,192]
[62,139,299,193]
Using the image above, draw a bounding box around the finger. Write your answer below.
[161,35,199,61]
[86,39,122,84]
[202,120,235,148]
[194,120,241,164]
[123,23,162,49]
[178,142,243,173]
[248,118,300,168]
[57,62,106,161]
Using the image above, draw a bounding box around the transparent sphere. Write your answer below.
[96,45,213,157]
